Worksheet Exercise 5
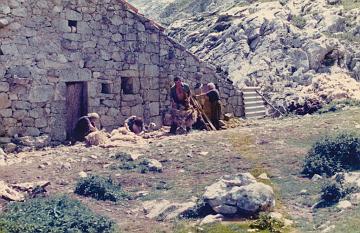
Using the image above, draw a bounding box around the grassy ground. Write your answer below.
[1,108,360,232]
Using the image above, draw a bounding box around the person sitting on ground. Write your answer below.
[195,82,222,130]
[124,115,144,135]
[72,112,100,143]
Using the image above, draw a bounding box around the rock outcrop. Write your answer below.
[203,173,275,215]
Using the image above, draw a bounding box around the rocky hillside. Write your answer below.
[128,0,360,113]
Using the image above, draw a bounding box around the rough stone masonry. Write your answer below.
[0,0,244,142]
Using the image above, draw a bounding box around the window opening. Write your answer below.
[101,83,111,94]
[121,77,134,94]
[68,20,77,33]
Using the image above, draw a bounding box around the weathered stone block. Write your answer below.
[35,118,47,128]
[59,68,91,81]
[24,127,41,137]
[131,105,144,116]
[101,115,115,127]
[0,82,9,92]
[111,15,122,25]
[0,93,11,109]
[149,102,159,116]
[13,101,31,110]
[0,5,11,15]
[111,33,122,42]
[13,110,28,120]
[0,109,12,118]
[11,7,27,17]
[22,118,35,127]
[144,65,159,77]
[29,85,54,103]
[65,9,82,20]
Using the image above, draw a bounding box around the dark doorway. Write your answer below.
[66,82,88,140]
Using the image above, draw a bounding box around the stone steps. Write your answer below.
[242,87,266,119]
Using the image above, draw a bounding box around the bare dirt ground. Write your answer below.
[1,108,360,233]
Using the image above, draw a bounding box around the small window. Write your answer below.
[168,49,175,60]
[68,20,77,33]
[121,77,134,94]
[0,48,3,55]
[101,83,111,94]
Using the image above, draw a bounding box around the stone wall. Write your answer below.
[0,0,243,142]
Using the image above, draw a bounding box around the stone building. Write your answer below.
[0,0,243,142]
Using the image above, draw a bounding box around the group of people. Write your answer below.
[169,77,222,133]
[71,77,222,143]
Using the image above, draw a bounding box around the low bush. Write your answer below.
[0,196,118,233]
[319,176,359,206]
[320,181,347,204]
[302,133,360,177]
[75,175,130,202]
[250,213,285,233]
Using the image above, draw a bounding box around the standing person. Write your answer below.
[196,83,222,130]
[169,77,192,134]
[72,112,100,143]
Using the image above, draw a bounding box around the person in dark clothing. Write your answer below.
[125,115,144,135]
[196,82,222,130]
[169,77,192,134]
[72,112,100,143]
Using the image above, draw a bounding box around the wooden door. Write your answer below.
[66,82,88,140]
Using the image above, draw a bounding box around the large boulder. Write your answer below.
[203,173,275,216]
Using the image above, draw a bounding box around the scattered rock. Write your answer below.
[4,143,17,153]
[300,189,308,195]
[11,181,50,192]
[78,171,88,178]
[224,113,233,121]
[337,200,352,209]
[311,174,323,181]
[349,193,360,205]
[0,148,6,166]
[203,173,275,216]
[60,162,72,170]
[143,159,163,172]
[334,172,360,188]
[258,173,270,180]
[322,225,336,233]
[143,199,196,220]
[199,151,209,156]
[326,0,340,5]
[199,214,224,225]
[0,180,25,201]
[14,135,51,148]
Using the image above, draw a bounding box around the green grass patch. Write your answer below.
[0,196,118,233]
[75,175,130,202]
[317,99,360,115]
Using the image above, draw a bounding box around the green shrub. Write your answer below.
[111,153,161,174]
[320,181,346,204]
[302,133,360,177]
[250,213,285,233]
[291,15,306,29]
[0,196,118,233]
[75,175,130,202]
[319,175,359,206]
